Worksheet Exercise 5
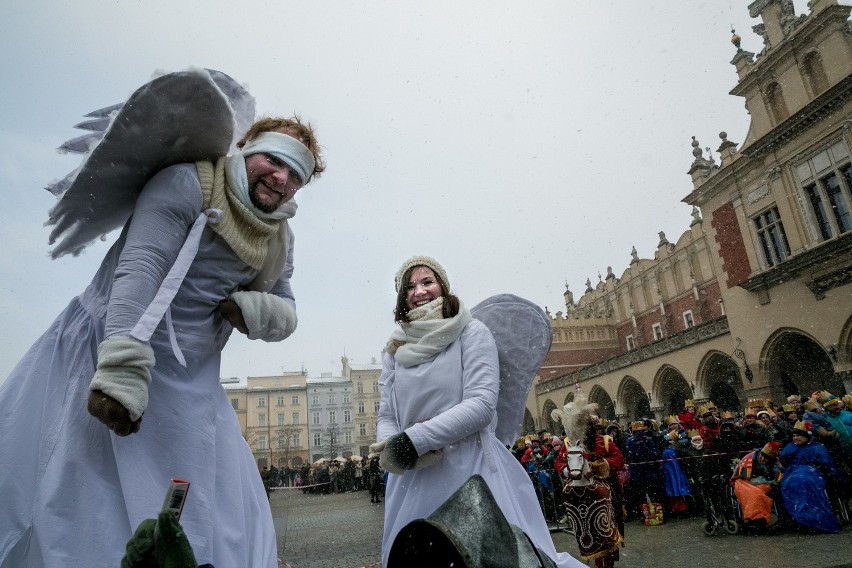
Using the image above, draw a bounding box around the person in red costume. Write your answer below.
[678,399,703,431]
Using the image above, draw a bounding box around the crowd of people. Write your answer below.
[262,454,387,503]
[513,389,851,539]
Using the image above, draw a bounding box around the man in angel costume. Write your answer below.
[0,69,324,567]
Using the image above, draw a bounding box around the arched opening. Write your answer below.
[802,50,829,95]
[698,351,746,411]
[763,330,841,398]
[588,385,616,420]
[522,407,536,436]
[563,392,575,405]
[541,399,560,436]
[765,82,789,124]
[618,376,650,422]
[653,365,692,417]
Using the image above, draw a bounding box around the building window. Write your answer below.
[277,413,285,425]
[344,410,351,423]
[358,401,365,414]
[257,396,266,408]
[292,434,300,448]
[802,50,828,95]
[765,82,789,124]
[753,206,790,267]
[374,401,381,413]
[313,433,321,447]
[373,381,379,393]
[343,393,350,404]
[312,411,320,425]
[328,394,335,405]
[795,142,852,243]
[359,423,366,436]
[258,413,266,427]
[652,323,663,341]
[258,435,267,450]
[292,412,299,424]
[626,335,635,351]
[683,311,695,329]
[357,382,364,394]
[277,395,284,406]
[329,410,336,424]
[277,437,286,449]
[231,398,239,410]
[291,395,299,405]
[345,431,353,444]
[312,395,319,406]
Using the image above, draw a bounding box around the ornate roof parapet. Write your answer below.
[687,136,718,189]
[716,131,739,166]
[749,0,806,48]
[690,205,703,227]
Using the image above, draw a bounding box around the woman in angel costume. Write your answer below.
[0,69,324,567]
[373,256,583,567]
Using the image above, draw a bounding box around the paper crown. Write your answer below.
[630,420,646,432]
[760,441,781,458]
[792,421,812,435]
[720,410,735,420]
[665,415,680,425]
[815,390,839,407]
[787,394,801,403]
[687,429,701,438]
[684,399,696,408]
[697,404,713,417]
[782,403,796,412]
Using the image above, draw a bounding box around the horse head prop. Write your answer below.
[564,445,592,487]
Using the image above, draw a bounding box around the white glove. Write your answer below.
[230,290,297,342]
[413,450,443,471]
[369,439,387,455]
[89,335,156,422]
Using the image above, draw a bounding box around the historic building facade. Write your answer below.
[528,0,852,433]
[343,356,383,457]
[307,374,355,462]
[224,371,310,470]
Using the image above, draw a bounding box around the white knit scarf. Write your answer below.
[386,297,472,368]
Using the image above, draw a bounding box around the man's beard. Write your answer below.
[249,183,280,214]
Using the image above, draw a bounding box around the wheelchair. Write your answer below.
[697,474,739,536]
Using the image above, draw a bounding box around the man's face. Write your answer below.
[245,130,306,213]
[826,401,842,416]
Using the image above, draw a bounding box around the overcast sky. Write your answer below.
[0,1,812,385]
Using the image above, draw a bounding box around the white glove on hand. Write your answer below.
[230,290,297,342]
[413,450,443,471]
[369,439,387,455]
[89,335,156,423]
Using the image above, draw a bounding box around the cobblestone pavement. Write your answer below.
[273,488,852,568]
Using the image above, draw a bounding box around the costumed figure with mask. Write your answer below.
[551,394,623,568]
[373,256,582,567]
[0,69,325,567]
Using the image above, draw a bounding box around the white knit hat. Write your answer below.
[394,255,450,293]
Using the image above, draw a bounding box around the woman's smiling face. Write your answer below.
[405,266,442,310]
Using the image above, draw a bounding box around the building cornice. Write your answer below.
[536,317,729,396]
[739,231,852,300]
[741,74,852,159]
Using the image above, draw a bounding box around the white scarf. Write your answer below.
[386,297,472,368]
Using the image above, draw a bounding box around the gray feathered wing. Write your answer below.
[45,68,255,258]
[471,294,553,446]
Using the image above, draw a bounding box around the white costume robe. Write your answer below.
[377,319,582,567]
[0,164,289,567]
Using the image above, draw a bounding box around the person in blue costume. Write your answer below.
[779,420,845,533]
[662,428,693,515]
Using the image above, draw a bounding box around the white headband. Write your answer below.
[241,131,315,183]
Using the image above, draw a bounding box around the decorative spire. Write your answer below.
[731,27,741,51]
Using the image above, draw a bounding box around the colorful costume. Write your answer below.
[780,439,842,533]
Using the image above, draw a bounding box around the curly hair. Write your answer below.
[237,115,326,180]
